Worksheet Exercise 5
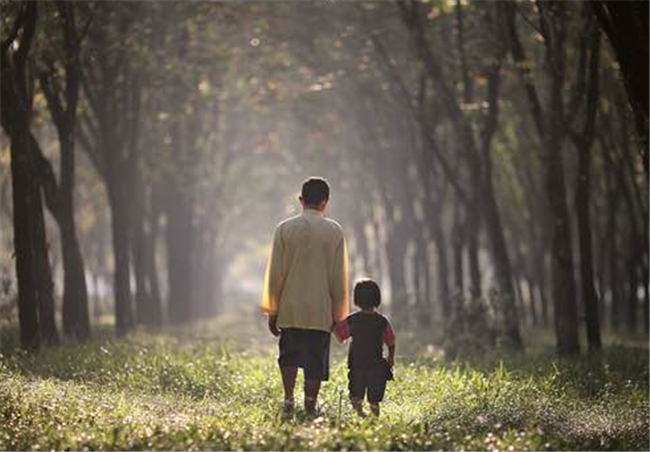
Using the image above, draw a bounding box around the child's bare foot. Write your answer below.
[304,396,318,418]
[351,399,366,417]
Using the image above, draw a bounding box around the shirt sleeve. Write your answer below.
[261,225,284,316]
[333,318,351,343]
[330,236,350,323]
[383,321,396,346]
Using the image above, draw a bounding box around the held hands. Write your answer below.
[268,315,281,337]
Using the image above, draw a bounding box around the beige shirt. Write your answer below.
[261,209,350,332]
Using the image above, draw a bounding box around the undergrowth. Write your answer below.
[0,314,647,451]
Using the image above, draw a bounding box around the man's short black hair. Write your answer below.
[354,279,381,309]
[301,177,330,206]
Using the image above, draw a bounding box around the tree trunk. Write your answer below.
[33,186,59,345]
[145,206,162,325]
[9,136,41,350]
[546,101,580,354]
[133,213,149,326]
[108,184,134,335]
[526,277,539,326]
[433,228,451,319]
[574,25,602,351]
[503,1,579,353]
[591,1,649,172]
[164,183,193,324]
[386,230,408,324]
[452,206,465,298]
[467,219,481,300]
[1,2,58,348]
[36,2,90,341]
[625,239,638,334]
[59,208,90,339]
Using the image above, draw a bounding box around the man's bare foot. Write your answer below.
[281,399,294,421]
[351,399,366,418]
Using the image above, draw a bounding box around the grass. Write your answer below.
[0,309,648,451]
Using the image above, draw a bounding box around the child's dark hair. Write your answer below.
[354,279,381,309]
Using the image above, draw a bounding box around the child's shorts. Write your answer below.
[278,328,331,381]
[348,369,387,403]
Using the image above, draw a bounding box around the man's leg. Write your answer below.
[280,366,298,416]
[304,378,321,415]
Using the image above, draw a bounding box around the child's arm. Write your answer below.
[383,322,396,367]
[387,343,396,368]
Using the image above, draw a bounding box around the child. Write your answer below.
[334,279,396,417]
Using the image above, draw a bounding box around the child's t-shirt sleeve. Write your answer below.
[334,318,351,343]
[383,321,396,346]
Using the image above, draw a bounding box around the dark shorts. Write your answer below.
[278,328,331,381]
[348,368,388,404]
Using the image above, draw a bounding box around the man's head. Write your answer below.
[299,177,330,212]
[354,279,381,310]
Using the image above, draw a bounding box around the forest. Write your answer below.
[0,1,648,451]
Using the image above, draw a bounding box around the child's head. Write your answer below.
[354,279,381,310]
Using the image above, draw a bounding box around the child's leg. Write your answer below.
[351,398,366,417]
[348,371,367,417]
[367,374,387,417]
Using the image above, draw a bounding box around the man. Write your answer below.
[261,177,350,418]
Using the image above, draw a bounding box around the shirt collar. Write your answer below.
[302,208,325,217]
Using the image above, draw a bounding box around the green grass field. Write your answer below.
[1,309,648,451]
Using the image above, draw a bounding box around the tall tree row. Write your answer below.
[1,1,646,352]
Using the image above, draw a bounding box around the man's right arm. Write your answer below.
[261,226,284,331]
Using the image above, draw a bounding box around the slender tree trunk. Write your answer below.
[452,206,465,298]
[546,104,580,353]
[483,159,522,346]
[145,208,162,325]
[164,183,193,324]
[574,25,602,351]
[108,184,134,335]
[386,230,408,324]
[625,239,638,334]
[59,208,90,339]
[32,176,59,345]
[526,277,539,326]
[133,213,149,326]
[433,228,451,319]
[414,239,431,327]
[9,136,41,350]
[643,271,649,333]
[467,219,481,300]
